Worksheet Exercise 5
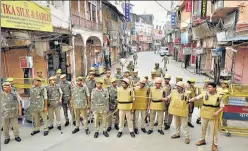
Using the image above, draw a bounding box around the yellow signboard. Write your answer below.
[1,1,53,32]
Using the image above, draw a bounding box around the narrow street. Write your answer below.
[1,51,247,151]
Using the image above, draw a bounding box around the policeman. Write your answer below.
[127,61,135,76]
[103,70,112,89]
[147,77,165,135]
[86,71,97,95]
[161,55,169,71]
[60,74,75,126]
[133,52,138,65]
[114,67,123,87]
[154,63,165,78]
[124,70,134,87]
[150,70,157,87]
[163,75,173,130]
[29,77,49,136]
[86,67,96,82]
[189,82,225,151]
[133,70,140,86]
[71,77,90,135]
[55,69,62,84]
[36,70,47,85]
[219,80,230,127]
[46,76,63,131]
[1,82,22,144]
[186,78,198,128]
[107,78,119,131]
[163,81,191,144]
[117,78,135,138]
[91,79,110,138]
[134,78,149,134]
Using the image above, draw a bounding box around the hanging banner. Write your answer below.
[1,1,53,32]
[125,2,130,22]
[185,0,192,12]
[171,12,176,26]
[201,0,208,17]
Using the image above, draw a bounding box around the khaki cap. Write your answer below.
[176,81,185,88]
[76,76,83,81]
[188,78,196,83]
[56,69,62,74]
[97,79,104,84]
[6,78,14,82]
[111,78,117,83]
[164,75,171,79]
[176,76,183,80]
[89,71,95,75]
[34,77,42,81]
[2,82,11,86]
[48,76,56,80]
[60,74,66,79]
[36,70,42,73]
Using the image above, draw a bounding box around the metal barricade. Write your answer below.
[219,84,248,137]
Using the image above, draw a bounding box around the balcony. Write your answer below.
[72,14,103,31]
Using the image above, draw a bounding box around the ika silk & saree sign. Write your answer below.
[1,1,53,32]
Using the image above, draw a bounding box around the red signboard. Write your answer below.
[20,58,28,68]
[174,37,181,44]
[186,0,192,12]
[224,105,248,114]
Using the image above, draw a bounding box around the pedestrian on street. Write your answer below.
[161,55,169,71]
[154,63,165,78]
[133,52,138,65]
[1,82,22,144]
[55,69,62,84]
[189,82,225,151]
[91,79,110,138]
[59,74,75,127]
[117,78,136,138]
[107,78,119,132]
[46,76,63,131]
[133,78,149,134]
[114,67,123,87]
[147,78,165,135]
[163,81,191,144]
[71,77,90,135]
[163,75,173,130]
[29,77,49,136]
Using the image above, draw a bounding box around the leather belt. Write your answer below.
[152,100,163,103]
[203,104,220,108]
[118,101,133,104]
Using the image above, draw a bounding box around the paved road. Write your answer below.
[1,51,247,151]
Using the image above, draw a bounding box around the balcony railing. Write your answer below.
[72,14,103,31]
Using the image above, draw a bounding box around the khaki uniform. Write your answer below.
[162,56,169,70]
[108,86,119,127]
[168,90,191,138]
[134,86,149,129]
[60,81,75,122]
[196,92,225,145]
[71,84,90,129]
[46,84,62,127]
[218,88,229,126]
[186,85,199,123]
[103,77,112,89]
[133,53,138,65]
[1,92,20,139]
[117,87,134,132]
[149,87,165,130]
[91,88,109,131]
[163,84,173,125]
[29,86,48,131]
[154,67,165,78]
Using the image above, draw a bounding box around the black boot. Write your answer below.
[73,121,76,126]
[158,130,164,135]
[44,131,49,136]
[117,132,122,138]
[130,132,135,138]
[114,124,119,130]
[65,121,69,127]
[164,124,170,130]
[154,121,158,126]
[72,128,80,134]
[107,126,112,132]
[141,128,147,133]
[48,125,54,130]
[57,126,61,130]
[188,122,194,128]
[15,137,21,142]
[196,118,201,124]
[31,130,40,136]
[1,127,3,131]
[85,128,90,135]
[103,131,109,137]
[147,130,153,134]
[4,138,10,144]
[134,128,139,134]
[94,132,99,138]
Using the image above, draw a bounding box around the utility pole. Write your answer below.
[0,0,2,149]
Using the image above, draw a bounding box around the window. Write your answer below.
[92,5,96,22]
[87,2,91,20]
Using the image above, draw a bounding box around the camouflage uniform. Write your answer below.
[91,88,109,132]
[71,84,90,130]
[1,91,20,139]
[46,84,62,127]
[115,72,123,87]
[127,63,135,76]
[133,53,138,65]
[107,85,119,128]
[133,76,140,86]
[55,76,60,84]
[60,81,75,123]
[86,79,97,95]
[29,85,48,132]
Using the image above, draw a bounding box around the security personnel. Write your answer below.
[117,78,135,138]
[107,78,119,131]
[134,78,149,134]
[103,70,112,89]
[1,82,22,144]
[154,63,165,78]
[219,80,230,127]
[133,52,138,65]
[124,70,134,87]
[29,77,49,136]
[163,75,173,130]
[150,70,157,87]
[55,69,62,84]
[36,70,47,85]
[163,81,191,144]
[86,67,96,82]
[127,61,135,73]
[161,55,169,71]
[71,77,90,135]
[133,70,140,86]
[60,74,75,126]
[86,71,97,95]
[147,77,165,135]
[189,82,225,151]
[91,79,110,138]
[115,67,123,87]
[46,76,63,131]
[186,78,198,128]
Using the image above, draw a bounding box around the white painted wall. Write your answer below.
[35,1,70,30]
